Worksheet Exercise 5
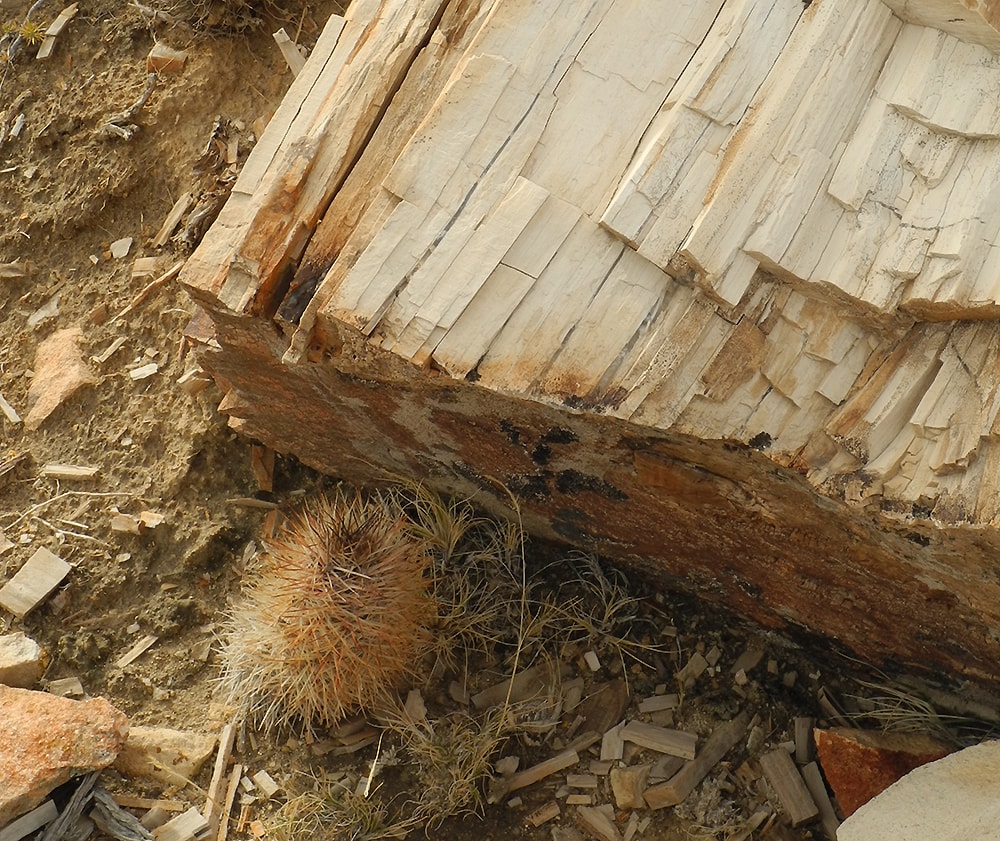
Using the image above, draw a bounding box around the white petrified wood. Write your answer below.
[180,0,1000,684]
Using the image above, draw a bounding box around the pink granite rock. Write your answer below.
[24,327,97,431]
[0,686,129,825]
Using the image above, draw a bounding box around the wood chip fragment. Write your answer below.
[637,693,678,713]
[39,463,100,481]
[116,634,158,668]
[153,195,194,248]
[35,3,78,60]
[795,716,814,764]
[507,749,580,793]
[152,806,207,841]
[575,805,622,841]
[0,393,21,424]
[216,763,243,841]
[92,336,128,365]
[567,773,598,789]
[47,676,84,697]
[272,27,306,75]
[610,764,651,810]
[800,761,841,841]
[620,721,697,759]
[525,800,560,827]
[141,807,171,832]
[758,748,819,827]
[0,799,57,841]
[644,711,752,809]
[147,42,188,73]
[0,547,71,618]
[129,362,159,381]
[250,444,275,493]
[676,652,709,686]
[111,511,142,534]
[177,367,213,396]
[113,260,184,322]
[113,797,187,812]
[250,770,280,800]
[601,722,625,761]
[731,647,766,674]
[472,660,565,709]
[203,723,237,837]
[727,808,771,841]
[0,260,28,280]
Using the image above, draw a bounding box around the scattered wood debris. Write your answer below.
[644,711,753,809]
[153,194,194,248]
[0,91,32,147]
[129,362,159,381]
[249,771,279,801]
[610,764,651,810]
[132,256,160,279]
[216,764,243,841]
[90,788,154,841]
[26,290,61,329]
[249,445,275,493]
[177,366,213,396]
[113,797,186,813]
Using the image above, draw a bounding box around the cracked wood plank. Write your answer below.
[182,0,1000,692]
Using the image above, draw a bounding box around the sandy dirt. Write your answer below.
[0,2,981,840]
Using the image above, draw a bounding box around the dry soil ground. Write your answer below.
[0,2,991,840]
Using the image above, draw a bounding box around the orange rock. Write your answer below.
[23,327,97,430]
[0,686,129,824]
[814,727,952,817]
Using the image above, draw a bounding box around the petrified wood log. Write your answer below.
[181,0,1000,688]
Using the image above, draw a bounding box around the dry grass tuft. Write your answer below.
[379,704,511,826]
[219,488,435,733]
[268,775,413,841]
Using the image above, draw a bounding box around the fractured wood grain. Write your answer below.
[181,0,1000,697]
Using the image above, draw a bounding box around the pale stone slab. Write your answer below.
[0,632,44,688]
[838,740,1000,841]
[114,726,218,785]
[0,548,71,618]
